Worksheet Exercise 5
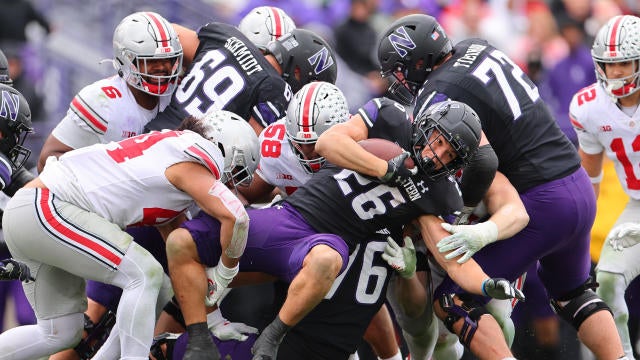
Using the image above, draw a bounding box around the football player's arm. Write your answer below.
[315,113,388,177]
[481,171,529,238]
[236,171,276,205]
[38,134,74,173]
[417,214,490,295]
[166,162,248,267]
[579,149,604,198]
[172,23,199,68]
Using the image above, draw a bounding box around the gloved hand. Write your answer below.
[381,236,416,278]
[378,151,418,185]
[482,278,525,301]
[205,260,238,307]
[0,258,34,282]
[438,221,498,264]
[607,222,640,251]
[207,308,258,341]
[452,206,476,225]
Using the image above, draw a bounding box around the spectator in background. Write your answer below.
[539,12,596,147]
[334,0,388,99]
[0,0,50,45]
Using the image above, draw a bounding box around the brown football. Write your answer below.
[357,138,415,168]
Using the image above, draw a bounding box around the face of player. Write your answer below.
[421,129,456,170]
[292,142,318,161]
[139,57,177,84]
[605,60,637,81]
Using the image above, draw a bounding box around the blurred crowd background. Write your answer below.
[1,0,639,359]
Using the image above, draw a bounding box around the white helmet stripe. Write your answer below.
[299,81,322,132]
[142,11,170,48]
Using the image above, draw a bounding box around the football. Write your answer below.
[358,138,415,168]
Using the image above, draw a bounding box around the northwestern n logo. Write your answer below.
[0,91,19,121]
[308,47,334,75]
[389,27,416,58]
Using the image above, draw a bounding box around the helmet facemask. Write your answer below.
[411,101,481,180]
[220,146,254,190]
[0,121,32,170]
[118,50,182,96]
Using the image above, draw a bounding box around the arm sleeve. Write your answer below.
[459,144,498,207]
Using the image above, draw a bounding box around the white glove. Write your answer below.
[381,236,416,278]
[608,222,640,251]
[205,260,239,307]
[438,221,498,264]
[207,308,258,341]
[482,278,525,301]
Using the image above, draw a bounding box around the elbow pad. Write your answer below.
[209,181,249,259]
[459,145,498,207]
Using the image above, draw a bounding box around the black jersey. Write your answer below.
[147,22,291,131]
[414,38,580,192]
[277,235,393,359]
[286,97,462,251]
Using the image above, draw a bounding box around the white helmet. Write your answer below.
[113,11,183,96]
[285,81,349,173]
[238,6,296,50]
[591,15,640,98]
[200,110,260,189]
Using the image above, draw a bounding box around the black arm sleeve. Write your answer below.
[459,144,498,207]
[3,167,36,197]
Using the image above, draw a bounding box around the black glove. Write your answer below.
[378,151,417,185]
[0,258,35,282]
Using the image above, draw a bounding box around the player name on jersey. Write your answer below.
[224,37,264,76]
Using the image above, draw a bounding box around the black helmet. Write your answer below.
[266,28,337,93]
[0,83,32,170]
[378,14,452,105]
[0,49,12,86]
[411,100,481,180]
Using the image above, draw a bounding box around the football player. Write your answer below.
[570,14,640,360]
[166,98,524,360]
[147,21,337,136]
[377,13,625,359]
[0,114,249,360]
[36,12,183,360]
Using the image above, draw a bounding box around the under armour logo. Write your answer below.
[308,47,334,75]
[0,91,20,121]
[388,27,416,58]
[416,180,428,193]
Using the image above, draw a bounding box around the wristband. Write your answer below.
[481,278,489,296]
[589,171,603,184]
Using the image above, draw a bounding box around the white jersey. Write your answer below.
[52,76,171,149]
[39,130,223,228]
[570,83,640,199]
[256,119,312,195]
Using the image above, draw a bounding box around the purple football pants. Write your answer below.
[436,167,596,302]
[183,202,350,283]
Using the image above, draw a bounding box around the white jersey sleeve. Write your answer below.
[570,83,640,199]
[256,119,312,196]
[39,130,224,228]
[51,76,171,149]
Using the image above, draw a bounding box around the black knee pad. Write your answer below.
[73,310,116,359]
[551,279,612,331]
[439,293,488,348]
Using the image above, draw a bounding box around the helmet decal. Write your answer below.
[308,47,334,76]
[389,27,416,58]
[0,91,19,121]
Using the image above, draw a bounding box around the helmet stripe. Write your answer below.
[269,7,284,40]
[300,81,322,132]
[144,12,170,48]
[608,15,624,53]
